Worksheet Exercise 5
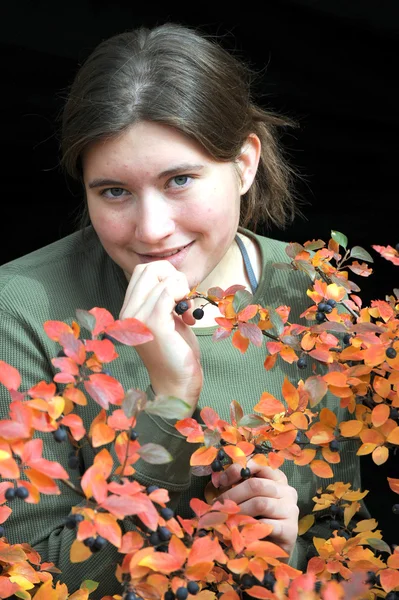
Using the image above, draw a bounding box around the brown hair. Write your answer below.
[61,23,298,231]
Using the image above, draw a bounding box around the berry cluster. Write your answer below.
[315,298,336,323]
[4,486,29,501]
[175,301,205,320]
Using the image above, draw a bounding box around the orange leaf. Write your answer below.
[245,540,288,559]
[386,426,399,445]
[61,414,86,441]
[190,446,218,467]
[294,448,316,466]
[169,535,189,564]
[232,330,250,354]
[387,477,399,494]
[264,354,277,371]
[227,557,249,574]
[268,452,285,470]
[0,457,20,479]
[356,443,377,456]
[282,377,299,411]
[91,423,116,447]
[70,539,92,563]
[380,568,399,593]
[26,468,61,495]
[190,498,212,518]
[339,420,363,437]
[373,375,391,398]
[245,586,274,599]
[119,532,144,554]
[174,418,204,443]
[94,513,122,548]
[289,412,309,430]
[224,445,247,468]
[0,360,21,391]
[253,393,285,417]
[43,320,73,342]
[271,430,297,450]
[310,460,333,478]
[372,445,389,465]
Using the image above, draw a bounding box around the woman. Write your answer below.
[0,23,364,598]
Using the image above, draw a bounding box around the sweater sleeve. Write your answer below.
[0,310,139,599]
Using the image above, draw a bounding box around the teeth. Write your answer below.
[151,247,182,258]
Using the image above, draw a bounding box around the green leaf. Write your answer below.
[272,262,295,271]
[304,376,328,408]
[145,395,191,419]
[81,580,100,592]
[350,246,374,263]
[75,309,97,334]
[366,538,392,554]
[233,289,254,314]
[267,306,285,336]
[137,443,173,464]
[204,428,220,448]
[123,388,148,419]
[238,414,266,428]
[285,242,305,259]
[295,260,317,281]
[331,230,348,250]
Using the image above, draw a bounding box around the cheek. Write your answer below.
[89,208,131,246]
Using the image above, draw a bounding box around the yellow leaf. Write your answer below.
[353,519,378,533]
[356,443,377,456]
[29,580,58,600]
[344,501,360,527]
[298,514,315,535]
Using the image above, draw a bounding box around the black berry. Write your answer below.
[158,526,172,542]
[365,571,378,586]
[241,574,256,588]
[390,408,399,420]
[164,592,175,600]
[5,488,16,501]
[160,507,174,521]
[53,427,68,443]
[240,467,251,479]
[129,429,138,441]
[124,593,138,600]
[158,544,169,552]
[65,514,84,529]
[316,312,326,323]
[0,526,5,537]
[15,486,29,500]
[217,449,225,461]
[386,593,399,600]
[197,529,207,537]
[175,301,189,315]
[343,333,352,346]
[386,347,397,359]
[147,485,159,494]
[57,350,66,357]
[330,519,340,531]
[262,571,276,591]
[187,582,200,595]
[92,535,107,552]
[393,504,399,515]
[329,440,339,452]
[326,299,337,308]
[68,455,80,470]
[318,302,327,313]
[193,308,204,320]
[176,587,188,600]
[338,528,351,540]
[297,357,308,369]
[211,460,223,472]
[324,304,333,314]
[83,537,96,548]
[149,532,161,546]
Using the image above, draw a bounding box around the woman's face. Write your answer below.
[83,121,258,288]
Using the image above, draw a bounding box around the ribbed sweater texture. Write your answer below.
[0,227,366,598]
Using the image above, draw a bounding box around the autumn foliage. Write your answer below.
[0,231,398,599]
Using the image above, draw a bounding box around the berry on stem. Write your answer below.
[147,485,159,494]
[240,467,251,479]
[316,312,325,323]
[0,526,5,537]
[160,507,174,520]
[386,347,397,359]
[176,587,188,600]
[129,429,138,441]
[53,426,68,443]
[92,535,107,552]
[15,486,29,500]
[187,582,200,595]
[392,504,399,515]
[326,299,337,308]
[297,356,307,369]
[164,592,175,600]
[193,308,204,320]
[158,526,172,542]
[211,460,223,472]
[329,440,339,452]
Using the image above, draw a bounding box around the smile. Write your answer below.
[136,242,194,267]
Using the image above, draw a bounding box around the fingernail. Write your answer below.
[219,473,227,487]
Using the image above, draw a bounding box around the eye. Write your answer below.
[166,175,192,189]
[100,187,129,199]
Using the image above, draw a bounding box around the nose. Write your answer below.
[133,192,175,244]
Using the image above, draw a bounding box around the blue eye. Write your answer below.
[168,175,192,188]
[101,187,128,199]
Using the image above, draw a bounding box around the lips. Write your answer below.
[136,241,194,268]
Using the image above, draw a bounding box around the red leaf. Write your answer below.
[105,318,153,346]
[27,458,69,480]
[43,320,73,341]
[59,332,86,365]
[238,322,263,347]
[0,401,32,440]
[85,339,119,362]
[232,330,250,353]
[89,307,115,336]
[84,373,125,409]
[61,414,86,441]
[0,505,12,524]
[0,360,21,391]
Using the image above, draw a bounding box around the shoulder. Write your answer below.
[0,227,105,315]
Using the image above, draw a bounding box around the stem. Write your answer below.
[60,479,86,498]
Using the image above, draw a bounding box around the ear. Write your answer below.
[235,133,261,195]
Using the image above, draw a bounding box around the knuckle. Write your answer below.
[254,497,268,516]
[248,477,265,496]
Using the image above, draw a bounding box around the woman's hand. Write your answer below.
[119,260,202,412]
[215,459,299,559]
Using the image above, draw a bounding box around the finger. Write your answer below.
[255,518,298,556]
[219,460,288,490]
[217,476,286,507]
[236,496,298,520]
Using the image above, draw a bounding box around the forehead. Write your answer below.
[82,121,212,174]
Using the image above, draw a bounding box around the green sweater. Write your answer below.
[0,227,366,598]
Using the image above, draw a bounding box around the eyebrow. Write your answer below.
[87,163,205,189]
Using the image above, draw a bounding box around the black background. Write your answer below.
[1,1,399,543]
